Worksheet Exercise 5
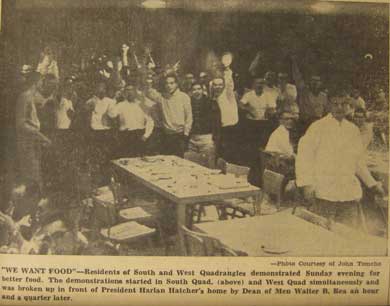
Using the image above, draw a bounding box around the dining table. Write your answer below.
[194,209,387,256]
[111,155,262,255]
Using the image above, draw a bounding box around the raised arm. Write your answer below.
[183,94,193,136]
[248,51,262,77]
[291,55,305,90]
[142,113,154,140]
[224,68,237,105]
[145,88,166,105]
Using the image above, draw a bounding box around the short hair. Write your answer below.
[165,74,178,84]
[327,86,349,100]
[264,71,276,79]
[191,82,202,89]
[211,77,225,85]
[279,104,298,118]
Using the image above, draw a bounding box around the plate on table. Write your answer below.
[118,159,130,166]
[141,156,164,163]
[261,244,289,255]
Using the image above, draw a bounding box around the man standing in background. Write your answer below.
[291,55,328,134]
[146,75,192,157]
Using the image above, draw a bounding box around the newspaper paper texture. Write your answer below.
[0,0,389,305]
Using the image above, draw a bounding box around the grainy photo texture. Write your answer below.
[0,0,388,257]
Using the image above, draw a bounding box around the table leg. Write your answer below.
[254,192,263,216]
[177,204,188,256]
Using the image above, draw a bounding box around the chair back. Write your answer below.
[181,225,238,256]
[263,169,285,207]
[216,158,227,174]
[225,162,250,179]
[184,151,209,168]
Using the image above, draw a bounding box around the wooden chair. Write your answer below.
[218,159,256,218]
[181,225,243,256]
[293,207,373,238]
[184,151,210,168]
[216,158,227,174]
[263,169,285,209]
[184,155,223,224]
[92,180,157,251]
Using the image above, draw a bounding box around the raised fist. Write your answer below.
[122,44,129,54]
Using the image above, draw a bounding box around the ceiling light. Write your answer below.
[311,2,336,13]
[141,0,167,9]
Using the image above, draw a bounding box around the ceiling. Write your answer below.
[15,0,389,16]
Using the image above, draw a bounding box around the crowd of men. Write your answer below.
[5,42,389,244]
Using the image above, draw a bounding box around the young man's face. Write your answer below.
[191,84,203,100]
[199,72,208,84]
[95,83,107,99]
[38,78,58,99]
[280,112,296,130]
[211,78,225,98]
[124,85,137,101]
[165,77,178,94]
[264,72,276,87]
[253,79,264,95]
[330,96,348,121]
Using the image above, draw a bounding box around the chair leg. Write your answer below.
[254,193,262,216]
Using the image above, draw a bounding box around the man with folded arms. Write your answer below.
[145,74,192,157]
[296,89,384,229]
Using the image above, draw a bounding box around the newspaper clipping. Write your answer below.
[0,0,389,305]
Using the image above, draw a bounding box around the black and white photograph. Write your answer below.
[0,0,388,257]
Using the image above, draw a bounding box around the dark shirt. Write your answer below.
[297,87,328,122]
[190,95,213,135]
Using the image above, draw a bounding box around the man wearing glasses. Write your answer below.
[295,90,384,229]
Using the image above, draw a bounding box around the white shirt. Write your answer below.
[36,56,59,79]
[217,68,239,127]
[56,98,74,129]
[217,91,239,127]
[86,96,116,130]
[110,100,154,138]
[278,83,297,102]
[147,89,193,135]
[265,125,294,156]
[263,85,280,107]
[296,114,377,202]
[241,90,273,120]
